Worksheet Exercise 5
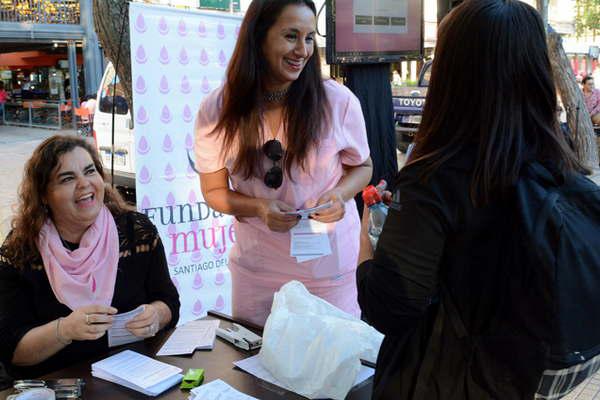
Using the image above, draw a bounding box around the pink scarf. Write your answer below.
[37,206,119,311]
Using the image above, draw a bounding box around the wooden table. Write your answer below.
[0,314,373,399]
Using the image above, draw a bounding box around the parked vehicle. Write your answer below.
[392,60,431,152]
[93,62,136,199]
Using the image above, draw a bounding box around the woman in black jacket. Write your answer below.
[357,0,590,398]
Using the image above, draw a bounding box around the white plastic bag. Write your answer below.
[259,281,383,400]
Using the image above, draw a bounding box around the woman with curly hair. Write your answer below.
[0,135,179,378]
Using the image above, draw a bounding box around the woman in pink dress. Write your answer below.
[582,76,600,125]
[194,0,373,326]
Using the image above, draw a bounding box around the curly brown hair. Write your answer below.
[2,135,133,269]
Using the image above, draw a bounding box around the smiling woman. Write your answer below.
[0,135,180,379]
[194,0,373,325]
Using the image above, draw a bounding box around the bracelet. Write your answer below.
[56,317,72,346]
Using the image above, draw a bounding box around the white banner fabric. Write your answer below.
[129,2,241,325]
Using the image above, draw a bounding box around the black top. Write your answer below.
[0,211,180,379]
[357,151,526,399]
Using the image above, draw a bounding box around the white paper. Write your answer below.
[108,305,145,347]
[189,379,258,400]
[157,319,220,356]
[233,355,374,394]
[91,350,182,396]
[284,201,333,218]
[291,218,331,262]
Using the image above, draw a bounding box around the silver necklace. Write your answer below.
[264,87,289,103]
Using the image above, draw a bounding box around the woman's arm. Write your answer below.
[12,305,116,366]
[356,176,447,336]
[200,169,299,232]
[311,158,373,223]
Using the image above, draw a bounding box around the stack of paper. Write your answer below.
[157,319,220,356]
[91,350,182,396]
[233,355,374,395]
[108,305,145,347]
[189,379,258,400]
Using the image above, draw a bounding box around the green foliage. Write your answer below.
[575,0,600,39]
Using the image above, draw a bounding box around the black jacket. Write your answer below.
[357,152,542,399]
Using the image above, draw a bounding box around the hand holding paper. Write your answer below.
[310,189,345,223]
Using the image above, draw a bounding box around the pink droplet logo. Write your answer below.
[166,192,176,207]
[199,49,209,66]
[215,271,225,286]
[192,273,203,289]
[186,164,196,179]
[235,25,240,37]
[168,253,179,266]
[159,46,170,65]
[164,163,175,182]
[138,166,151,184]
[191,250,203,262]
[167,223,177,236]
[218,50,228,68]
[162,134,173,152]
[178,47,189,65]
[158,16,169,35]
[177,19,187,36]
[185,133,194,150]
[136,106,148,124]
[201,77,211,94]
[188,190,197,204]
[135,75,147,94]
[214,295,225,311]
[180,75,191,94]
[135,45,147,64]
[141,195,151,210]
[134,13,147,33]
[183,104,193,123]
[217,22,226,40]
[192,300,203,316]
[137,135,150,155]
[160,105,172,123]
[198,21,207,37]
[159,75,169,94]
[171,277,180,290]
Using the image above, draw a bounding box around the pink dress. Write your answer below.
[194,80,370,325]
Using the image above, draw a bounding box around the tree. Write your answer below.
[92,0,133,111]
[575,0,600,40]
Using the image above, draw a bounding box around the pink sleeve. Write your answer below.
[338,92,370,166]
[193,93,227,173]
[591,90,600,116]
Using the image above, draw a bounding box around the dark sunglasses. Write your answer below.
[263,139,283,189]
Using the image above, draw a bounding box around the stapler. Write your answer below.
[216,323,262,351]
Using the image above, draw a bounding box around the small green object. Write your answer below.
[180,368,205,390]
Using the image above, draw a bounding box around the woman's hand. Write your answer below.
[258,199,299,232]
[61,305,117,341]
[126,304,161,338]
[311,189,345,223]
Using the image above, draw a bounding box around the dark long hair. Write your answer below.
[213,0,328,179]
[2,135,132,269]
[409,0,586,205]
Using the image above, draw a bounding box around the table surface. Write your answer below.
[0,315,373,399]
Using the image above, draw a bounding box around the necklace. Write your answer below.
[264,87,289,103]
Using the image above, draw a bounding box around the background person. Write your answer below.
[582,75,600,125]
[0,82,10,124]
[0,135,179,378]
[357,1,590,398]
[195,0,372,326]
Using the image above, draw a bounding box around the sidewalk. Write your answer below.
[0,125,75,242]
